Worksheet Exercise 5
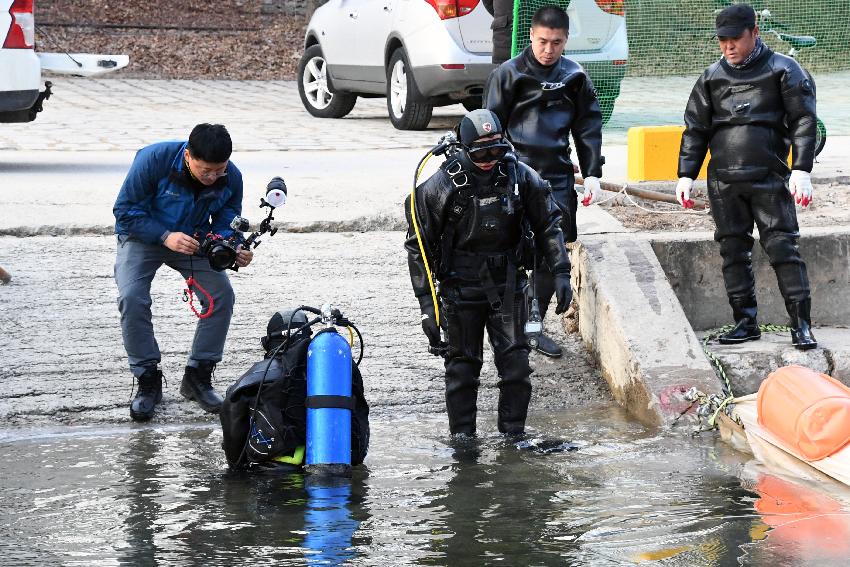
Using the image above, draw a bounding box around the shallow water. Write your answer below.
[2,405,850,566]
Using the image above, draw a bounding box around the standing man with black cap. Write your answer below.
[676,3,818,349]
[405,108,573,437]
[485,5,605,358]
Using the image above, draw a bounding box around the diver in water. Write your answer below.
[405,109,572,436]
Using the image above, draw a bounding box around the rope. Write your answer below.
[684,323,792,433]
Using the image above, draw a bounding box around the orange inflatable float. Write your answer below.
[757,365,850,461]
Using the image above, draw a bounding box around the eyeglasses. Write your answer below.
[197,169,228,180]
[467,144,509,162]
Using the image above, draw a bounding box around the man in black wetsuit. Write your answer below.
[676,3,817,349]
[485,5,604,358]
[404,109,572,436]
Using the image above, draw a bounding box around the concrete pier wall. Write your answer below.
[651,228,850,331]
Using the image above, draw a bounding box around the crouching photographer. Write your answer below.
[113,123,255,422]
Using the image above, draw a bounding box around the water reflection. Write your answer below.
[740,464,850,566]
[119,429,165,567]
[115,426,370,564]
[3,413,850,565]
[304,475,364,565]
[419,436,593,566]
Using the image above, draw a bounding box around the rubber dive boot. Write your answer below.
[446,386,478,436]
[497,384,531,435]
[180,361,223,413]
[130,367,163,422]
[787,299,817,350]
[718,296,761,344]
[533,333,563,358]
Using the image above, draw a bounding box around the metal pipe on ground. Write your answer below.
[576,177,709,210]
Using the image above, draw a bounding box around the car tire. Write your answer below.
[297,44,357,119]
[461,97,482,112]
[386,49,433,130]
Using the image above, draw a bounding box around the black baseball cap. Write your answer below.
[715,3,756,38]
[458,109,503,146]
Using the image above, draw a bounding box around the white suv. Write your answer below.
[1,0,128,123]
[298,0,628,130]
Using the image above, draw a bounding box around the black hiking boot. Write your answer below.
[130,366,163,422]
[787,299,818,350]
[719,296,761,344]
[532,333,563,358]
[180,361,223,413]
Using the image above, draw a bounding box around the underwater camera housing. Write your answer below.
[195,177,288,271]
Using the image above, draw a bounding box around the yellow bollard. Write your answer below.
[627,126,708,182]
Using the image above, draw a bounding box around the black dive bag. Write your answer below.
[220,333,370,470]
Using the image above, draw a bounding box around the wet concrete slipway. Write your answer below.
[2,76,850,566]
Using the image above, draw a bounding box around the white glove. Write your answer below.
[789,170,813,207]
[581,176,602,206]
[676,177,694,208]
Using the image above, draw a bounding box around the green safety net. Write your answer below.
[510,0,849,121]
[511,0,850,74]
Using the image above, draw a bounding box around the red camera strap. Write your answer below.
[183,276,215,319]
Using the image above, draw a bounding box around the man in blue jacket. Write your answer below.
[113,123,253,421]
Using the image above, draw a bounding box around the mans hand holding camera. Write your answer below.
[234,246,254,268]
[164,232,200,255]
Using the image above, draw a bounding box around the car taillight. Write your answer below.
[425,0,480,20]
[594,0,624,16]
[3,0,35,49]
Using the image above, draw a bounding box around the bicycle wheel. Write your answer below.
[815,118,827,156]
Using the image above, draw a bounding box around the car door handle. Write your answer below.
[349,11,358,19]
[383,5,392,11]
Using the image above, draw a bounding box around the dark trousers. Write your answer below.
[114,236,235,377]
[534,184,577,318]
[707,174,810,305]
[440,282,531,434]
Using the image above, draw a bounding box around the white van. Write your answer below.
[0,0,129,123]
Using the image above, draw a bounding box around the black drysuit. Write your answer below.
[485,47,603,318]
[404,155,570,435]
[678,45,816,315]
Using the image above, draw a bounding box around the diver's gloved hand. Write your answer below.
[421,312,440,347]
[581,176,602,206]
[676,177,694,208]
[789,170,813,207]
[554,273,573,315]
[419,299,441,345]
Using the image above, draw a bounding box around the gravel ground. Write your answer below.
[37,0,306,80]
[0,233,608,428]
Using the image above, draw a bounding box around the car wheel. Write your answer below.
[461,97,482,112]
[386,49,433,130]
[297,44,357,119]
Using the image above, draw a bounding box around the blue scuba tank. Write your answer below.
[305,328,352,476]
